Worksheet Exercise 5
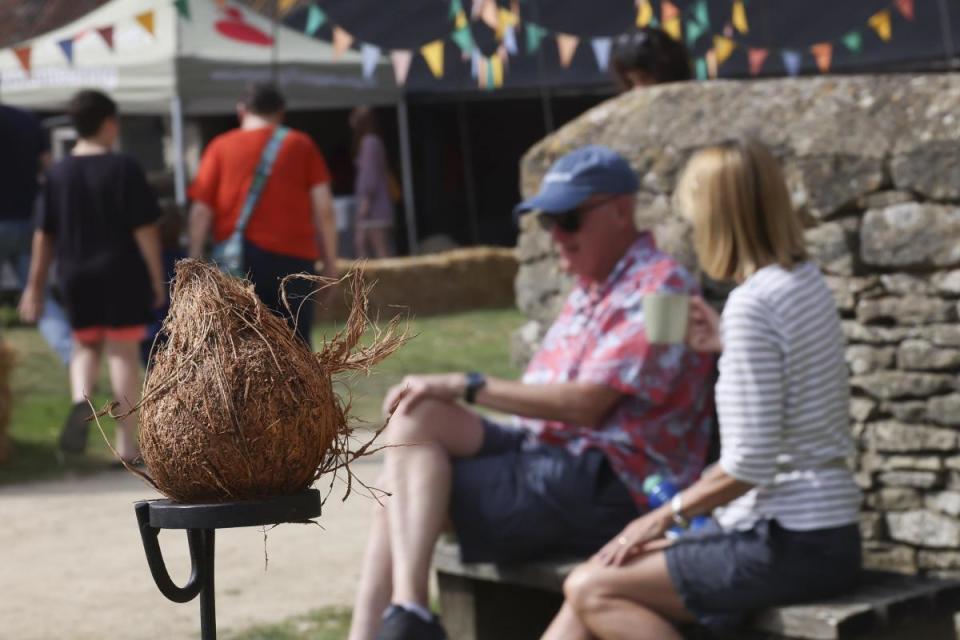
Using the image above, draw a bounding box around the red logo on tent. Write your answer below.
[215,7,274,46]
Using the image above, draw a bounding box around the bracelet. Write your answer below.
[670,494,690,530]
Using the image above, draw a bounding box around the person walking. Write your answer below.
[349,106,395,259]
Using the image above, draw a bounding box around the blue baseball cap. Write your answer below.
[514,145,640,218]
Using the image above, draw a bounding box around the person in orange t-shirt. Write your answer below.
[188,84,336,347]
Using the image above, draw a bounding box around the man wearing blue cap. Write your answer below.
[350,146,715,640]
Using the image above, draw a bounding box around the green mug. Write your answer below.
[643,293,690,345]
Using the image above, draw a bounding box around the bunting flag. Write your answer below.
[278,0,297,14]
[58,38,75,64]
[526,23,547,55]
[470,48,481,78]
[476,55,487,87]
[452,26,474,55]
[705,48,718,78]
[842,31,863,53]
[732,0,749,34]
[333,26,353,58]
[97,26,115,50]
[692,1,710,30]
[810,43,832,73]
[174,0,190,20]
[361,44,380,79]
[454,9,468,30]
[557,33,579,68]
[14,46,31,74]
[686,19,707,47]
[694,56,707,80]
[305,5,326,36]
[136,10,155,36]
[489,54,504,88]
[748,48,768,76]
[868,10,892,41]
[894,0,914,20]
[496,8,520,41]
[636,0,653,28]
[391,50,413,85]
[782,50,802,76]
[421,40,445,78]
[449,0,464,20]
[661,1,682,41]
[503,25,518,55]
[713,35,735,64]
[591,37,612,71]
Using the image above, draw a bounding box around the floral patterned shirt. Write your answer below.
[517,233,716,507]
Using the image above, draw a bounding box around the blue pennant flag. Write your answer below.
[591,37,612,71]
[781,50,802,77]
[58,38,74,65]
[361,44,380,79]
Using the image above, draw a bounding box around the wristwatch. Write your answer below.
[670,494,690,530]
[464,372,487,404]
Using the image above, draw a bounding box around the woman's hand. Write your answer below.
[595,509,673,567]
[686,296,723,353]
[17,286,43,324]
[382,373,467,418]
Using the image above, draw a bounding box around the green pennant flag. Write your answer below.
[449,0,463,20]
[452,26,473,54]
[174,0,190,20]
[649,15,660,27]
[695,57,708,80]
[487,58,495,89]
[693,0,710,29]
[685,19,707,46]
[842,30,862,53]
[526,23,548,54]
[306,5,326,36]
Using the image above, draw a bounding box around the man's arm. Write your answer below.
[132,223,166,308]
[18,230,54,323]
[188,200,214,260]
[310,183,337,275]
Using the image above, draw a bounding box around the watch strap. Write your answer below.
[464,372,486,404]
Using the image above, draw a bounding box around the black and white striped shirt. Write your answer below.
[715,261,861,531]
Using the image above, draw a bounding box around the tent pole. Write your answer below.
[397,99,418,254]
[457,101,480,244]
[171,96,187,207]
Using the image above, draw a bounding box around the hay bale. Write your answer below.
[137,260,401,503]
[0,339,12,464]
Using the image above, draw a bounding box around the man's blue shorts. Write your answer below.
[450,419,640,564]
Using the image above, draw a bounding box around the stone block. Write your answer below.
[880,400,927,422]
[928,394,960,426]
[856,190,913,209]
[824,276,856,312]
[924,491,960,518]
[886,510,960,548]
[861,203,960,268]
[890,146,960,201]
[877,470,941,489]
[863,487,922,511]
[851,372,955,400]
[863,421,958,452]
[785,155,883,220]
[898,340,960,371]
[917,550,960,571]
[880,274,935,296]
[860,512,884,540]
[846,346,895,375]
[862,541,917,574]
[842,321,911,344]
[806,223,856,276]
[933,269,960,295]
[881,455,943,472]
[850,397,878,422]
[856,296,956,326]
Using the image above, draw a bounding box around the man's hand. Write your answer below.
[383,373,467,418]
[595,510,673,567]
[686,296,723,353]
[151,279,168,310]
[17,286,43,324]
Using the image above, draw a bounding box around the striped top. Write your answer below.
[714,261,861,532]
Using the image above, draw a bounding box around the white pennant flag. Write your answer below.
[470,48,481,78]
[503,25,518,55]
[361,44,380,79]
[591,37,612,71]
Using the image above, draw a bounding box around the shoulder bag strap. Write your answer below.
[233,125,290,237]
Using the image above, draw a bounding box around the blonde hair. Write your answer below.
[675,138,807,282]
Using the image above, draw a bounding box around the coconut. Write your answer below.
[136,259,401,503]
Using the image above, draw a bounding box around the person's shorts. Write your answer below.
[72,325,147,345]
[664,518,862,634]
[450,419,640,564]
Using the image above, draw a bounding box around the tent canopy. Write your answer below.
[0,0,399,115]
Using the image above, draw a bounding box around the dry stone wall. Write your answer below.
[514,74,960,575]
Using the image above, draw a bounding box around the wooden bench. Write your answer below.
[434,539,960,639]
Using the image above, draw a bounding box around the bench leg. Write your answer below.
[437,572,480,640]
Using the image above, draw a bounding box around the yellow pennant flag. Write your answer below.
[333,27,354,58]
[810,43,832,73]
[455,11,468,30]
[713,35,735,64]
[136,10,155,36]
[278,0,297,14]
[490,55,504,87]
[662,0,681,40]
[496,8,520,40]
[636,0,653,27]
[421,40,445,78]
[557,33,579,68]
[868,10,892,41]
[732,0,749,34]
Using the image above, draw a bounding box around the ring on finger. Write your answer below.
[618,536,629,546]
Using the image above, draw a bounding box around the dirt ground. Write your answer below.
[0,456,382,640]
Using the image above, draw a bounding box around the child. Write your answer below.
[19,89,164,463]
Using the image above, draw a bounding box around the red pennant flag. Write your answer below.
[13,46,31,73]
[894,0,914,20]
[748,48,768,76]
[810,43,832,73]
[97,26,114,50]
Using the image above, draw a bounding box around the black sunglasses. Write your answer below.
[536,196,619,234]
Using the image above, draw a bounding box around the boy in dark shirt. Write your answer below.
[19,90,165,462]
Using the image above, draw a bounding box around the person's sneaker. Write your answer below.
[58,401,92,454]
[375,604,447,640]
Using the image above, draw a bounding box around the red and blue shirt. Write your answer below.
[517,233,716,507]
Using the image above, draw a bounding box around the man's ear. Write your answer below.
[615,196,636,229]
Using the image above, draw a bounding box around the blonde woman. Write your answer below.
[542,139,862,640]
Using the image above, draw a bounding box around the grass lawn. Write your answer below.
[0,308,523,486]
[223,607,352,640]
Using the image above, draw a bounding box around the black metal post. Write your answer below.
[199,529,216,640]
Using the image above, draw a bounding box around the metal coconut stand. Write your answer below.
[134,489,322,640]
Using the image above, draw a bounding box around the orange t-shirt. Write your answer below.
[189,126,330,261]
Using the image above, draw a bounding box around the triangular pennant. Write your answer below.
[496,8,520,40]
[454,10,468,30]
[97,26,114,50]
[477,55,488,88]
[706,49,718,78]
[306,5,327,36]
[748,48,768,76]
[686,20,707,47]
[503,25,518,55]
[693,0,710,29]
[278,0,297,14]
[713,35,735,64]
[452,26,474,55]
[694,57,708,80]
[58,38,75,65]
[526,23,547,54]
[810,43,832,73]
[591,37,612,71]
[662,1,681,40]
[450,0,464,20]
[868,10,892,42]
[662,0,679,22]
[13,46,31,74]
[490,55,504,88]
[895,0,914,21]
[732,0,749,34]
[471,48,481,78]
[421,40,445,78]
[842,31,863,53]
[557,33,579,68]
[782,50,802,77]
[136,11,155,36]
[333,27,354,58]
[637,0,653,27]
[361,44,380,79]
[174,0,190,20]
[391,50,413,85]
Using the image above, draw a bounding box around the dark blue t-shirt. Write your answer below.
[0,105,48,220]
